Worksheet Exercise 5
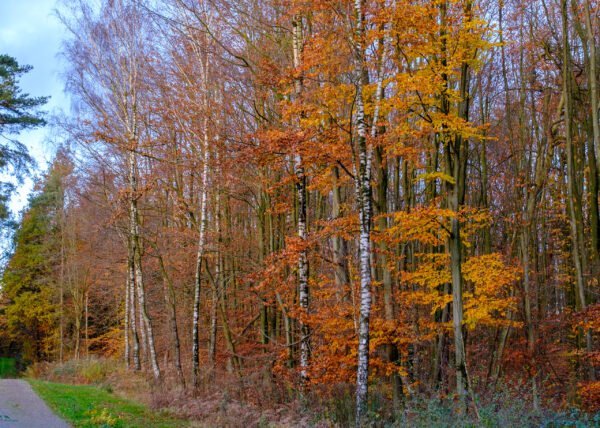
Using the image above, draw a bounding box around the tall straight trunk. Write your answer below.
[275,291,295,368]
[192,112,210,387]
[85,291,89,359]
[428,137,448,390]
[258,190,269,345]
[562,0,595,380]
[59,195,65,363]
[587,126,600,270]
[577,2,600,274]
[440,0,474,412]
[371,34,404,404]
[585,0,600,177]
[447,190,468,406]
[128,149,161,381]
[209,283,218,367]
[353,0,373,420]
[158,254,184,386]
[292,14,310,384]
[216,272,241,374]
[432,282,450,387]
[478,91,492,254]
[332,167,351,300]
[128,252,141,371]
[209,185,224,369]
[583,3,599,380]
[74,308,81,360]
[124,266,130,368]
[489,0,517,386]
[520,222,539,409]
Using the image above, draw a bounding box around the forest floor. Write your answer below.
[28,379,193,428]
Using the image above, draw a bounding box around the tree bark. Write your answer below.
[128,148,161,381]
[353,0,373,420]
[292,13,311,385]
[562,0,595,381]
[192,111,210,388]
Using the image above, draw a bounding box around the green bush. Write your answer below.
[0,357,17,378]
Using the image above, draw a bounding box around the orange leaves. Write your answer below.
[578,381,600,412]
[572,303,600,333]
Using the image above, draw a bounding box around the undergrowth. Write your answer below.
[27,359,600,427]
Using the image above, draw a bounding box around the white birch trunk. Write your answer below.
[353,0,373,421]
[192,84,211,388]
[124,268,130,368]
[292,14,310,384]
[128,148,161,380]
[128,252,141,371]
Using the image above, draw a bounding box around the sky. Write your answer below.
[0,0,70,215]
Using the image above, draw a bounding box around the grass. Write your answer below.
[0,357,17,378]
[28,379,191,428]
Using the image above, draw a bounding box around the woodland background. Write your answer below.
[1,0,600,425]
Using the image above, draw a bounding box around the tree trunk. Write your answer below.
[192,114,210,387]
[128,148,161,381]
[292,14,311,385]
[128,252,141,371]
[158,254,184,386]
[353,0,373,420]
[332,166,350,301]
[562,0,595,381]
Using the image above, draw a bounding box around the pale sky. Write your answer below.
[1,0,69,215]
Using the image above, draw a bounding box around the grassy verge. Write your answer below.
[28,379,191,428]
[0,357,17,378]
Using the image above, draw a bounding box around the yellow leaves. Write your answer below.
[430,111,484,142]
[401,253,450,290]
[414,171,456,185]
[383,206,493,252]
[462,253,521,329]
[462,253,519,293]
[398,250,520,331]
[385,206,455,247]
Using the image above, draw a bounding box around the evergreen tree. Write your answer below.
[0,157,67,363]
[0,54,48,229]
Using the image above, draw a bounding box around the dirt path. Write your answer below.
[0,380,70,427]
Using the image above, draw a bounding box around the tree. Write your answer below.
[0,155,70,363]
[0,54,47,228]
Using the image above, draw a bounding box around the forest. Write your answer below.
[1,0,600,425]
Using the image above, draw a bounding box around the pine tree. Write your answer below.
[0,54,48,227]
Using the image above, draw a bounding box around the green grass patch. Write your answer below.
[0,357,17,378]
[28,379,190,428]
